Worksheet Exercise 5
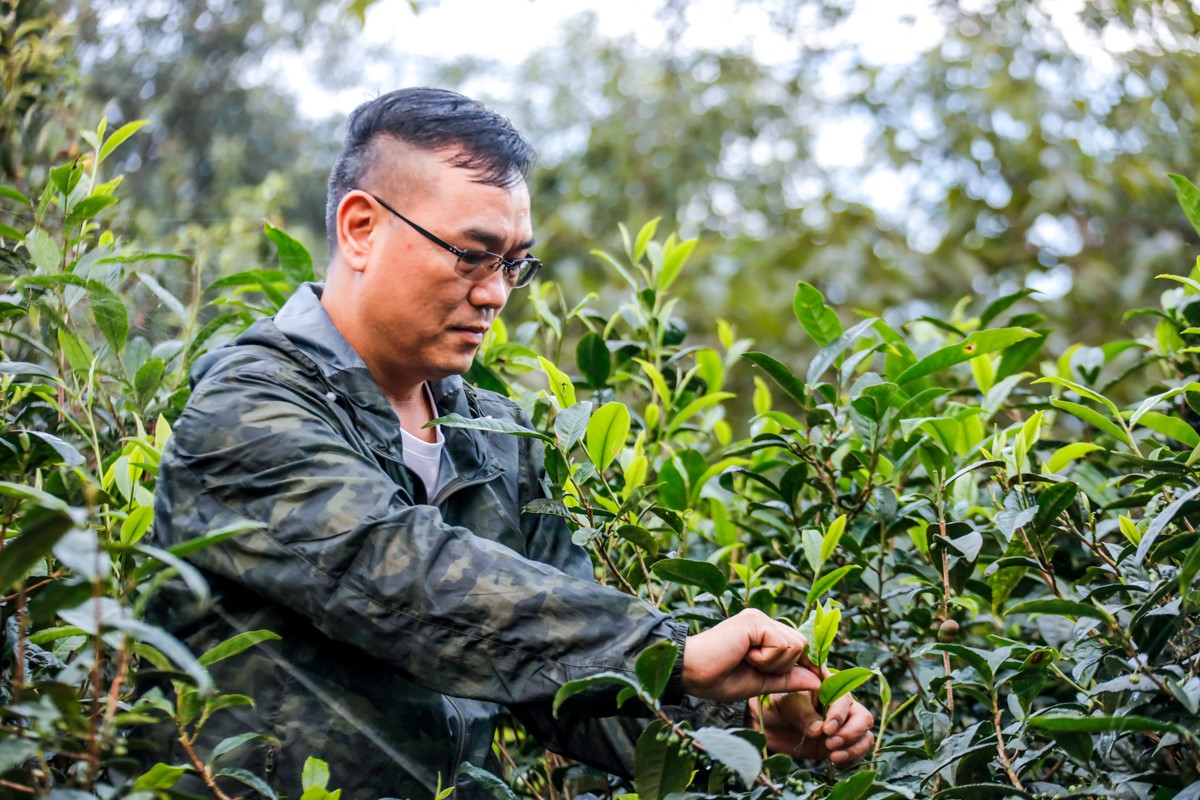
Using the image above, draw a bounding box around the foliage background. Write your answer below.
[2,1,1200,798]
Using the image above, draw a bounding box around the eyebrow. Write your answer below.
[462,226,536,254]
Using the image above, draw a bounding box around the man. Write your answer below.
[153,88,873,799]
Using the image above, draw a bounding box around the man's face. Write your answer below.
[355,146,534,387]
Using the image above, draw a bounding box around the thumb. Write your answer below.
[775,689,827,739]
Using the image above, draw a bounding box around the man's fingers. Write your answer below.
[822,692,854,736]
[828,699,875,746]
[758,666,822,695]
[829,730,875,764]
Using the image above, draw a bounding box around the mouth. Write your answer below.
[449,325,490,345]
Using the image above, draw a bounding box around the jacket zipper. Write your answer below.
[430,469,503,507]
[445,694,468,785]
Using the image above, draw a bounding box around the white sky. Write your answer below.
[284,0,947,120]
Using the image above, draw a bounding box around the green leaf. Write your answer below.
[265,221,315,288]
[1169,173,1200,237]
[817,667,876,707]
[586,401,630,471]
[65,194,119,227]
[576,332,611,388]
[1029,481,1078,538]
[24,228,62,272]
[820,514,847,563]
[635,639,678,701]
[0,185,31,205]
[616,524,659,558]
[932,784,1036,800]
[1136,484,1200,565]
[1006,598,1109,620]
[137,272,188,320]
[1035,375,1122,417]
[807,317,879,385]
[0,737,40,774]
[897,328,1038,384]
[553,671,639,717]
[134,358,167,406]
[664,391,735,435]
[120,505,154,546]
[1046,442,1104,473]
[634,720,695,800]
[1049,398,1132,448]
[216,767,278,800]
[133,763,192,790]
[932,644,994,683]
[538,356,577,408]
[553,401,593,450]
[1027,711,1194,740]
[87,281,128,352]
[302,757,331,792]
[0,507,75,590]
[652,558,727,595]
[691,727,762,788]
[827,770,877,800]
[428,413,553,442]
[633,217,660,263]
[807,564,861,603]
[1137,411,1200,446]
[657,235,697,292]
[793,282,843,346]
[98,119,149,164]
[198,630,282,667]
[980,289,1038,327]
[210,732,270,764]
[0,361,54,378]
[743,352,806,407]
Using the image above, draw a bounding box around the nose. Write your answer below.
[467,266,511,311]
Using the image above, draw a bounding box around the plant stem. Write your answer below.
[991,690,1025,791]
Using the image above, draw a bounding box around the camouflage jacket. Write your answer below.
[151,284,700,800]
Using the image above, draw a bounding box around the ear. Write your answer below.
[336,191,378,272]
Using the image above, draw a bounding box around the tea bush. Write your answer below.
[1,126,1199,799]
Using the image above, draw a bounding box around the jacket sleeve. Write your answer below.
[154,364,687,707]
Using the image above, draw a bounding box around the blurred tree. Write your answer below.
[437,0,1200,349]
[0,0,78,189]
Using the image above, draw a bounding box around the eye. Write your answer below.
[457,250,496,269]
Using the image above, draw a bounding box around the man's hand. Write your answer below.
[749,687,875,765]
[681,609,821,701]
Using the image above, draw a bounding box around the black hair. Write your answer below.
[324,87,536,252]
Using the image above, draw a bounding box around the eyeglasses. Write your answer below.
[356,189,542,289]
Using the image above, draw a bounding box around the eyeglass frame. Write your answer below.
[353,189,542,289]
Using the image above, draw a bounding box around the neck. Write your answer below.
[387,385,438,442]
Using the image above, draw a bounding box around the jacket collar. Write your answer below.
[268,283,497,484]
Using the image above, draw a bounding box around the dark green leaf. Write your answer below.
[1027,711,1193,739]
[691,726,762,788]
[553,671,639,717]
[651,558,727,595]
[265,221,315,288]
[807,317,879,386]
[0,361,54,378]
[1050,398,1131,447]
[18,430,84,467]
[634,639,678,701]
[933,784,1035,800]
[576,332,612,388]
[1030,481,1078,538]
[980,289,1039,327]
[634,720,694,800]
[616,524,659,558]
[210,732,269,764]
[1136,484,1200,565]
[1006,598,1109,621]
[428,413,553,442]
[0,506,75,589]
[827,770,877,800]
[743,352,807,407]
[0,185,31,205]
[216,767,278,800]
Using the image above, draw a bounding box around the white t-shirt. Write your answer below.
[400,423,444,501]
[398,383,444,500]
